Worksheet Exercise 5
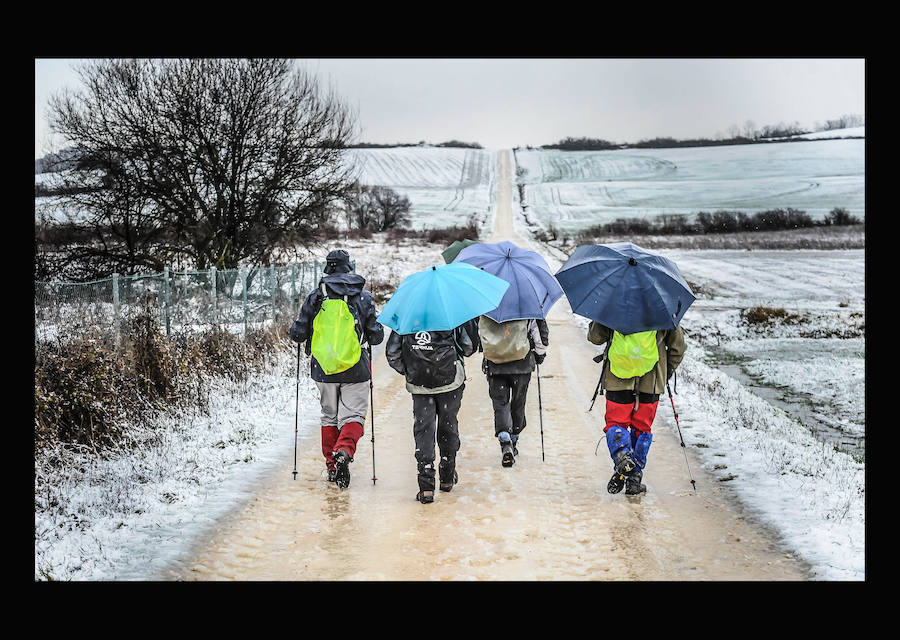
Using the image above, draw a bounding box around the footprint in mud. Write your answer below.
[322,492,350,520]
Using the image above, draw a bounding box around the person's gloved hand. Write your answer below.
[533,352,546,365]
[289,320,303,343]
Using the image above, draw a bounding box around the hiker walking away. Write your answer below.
[479,315,549,467]
[588,323,685,495]
[289,249,384,489]
[385,322,477,504]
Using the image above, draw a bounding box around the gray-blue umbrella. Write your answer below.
[454,240,563,322]
[555,242,695,334]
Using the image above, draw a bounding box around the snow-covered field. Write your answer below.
[35,146,500,231]
[514,136,864,234]
[35,130,863,235]
[344,146,498,231]
[34,140,865,581]
[667,249,865,580]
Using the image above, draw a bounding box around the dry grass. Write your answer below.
[34,294,288,453]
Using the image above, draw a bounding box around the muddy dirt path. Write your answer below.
[169,151,810,581]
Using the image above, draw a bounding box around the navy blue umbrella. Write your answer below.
[555,242,695,334]
[455,240,563,322]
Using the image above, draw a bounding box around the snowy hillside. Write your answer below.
[514,135,864,234]
[36,134,864,235]
[344,146,498,231]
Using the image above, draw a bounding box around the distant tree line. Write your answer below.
[541,137,619,151]
[575,207,862,239]
[534,114,864,151]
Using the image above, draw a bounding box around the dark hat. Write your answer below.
[324,249,352,274]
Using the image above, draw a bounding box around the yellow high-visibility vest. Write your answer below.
[608,330,658,379]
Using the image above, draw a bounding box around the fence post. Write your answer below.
[241,267,248,336]
[112,272,120,346]
[210,266,217,326]
[163,266,171,337]
[269,265,276,322]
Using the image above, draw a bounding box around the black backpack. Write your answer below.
[400,329,460,388]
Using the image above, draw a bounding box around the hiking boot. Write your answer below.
[501,443,515,467]
[333,450,352,489]
[499,431,515,467]
[439,456,458,492]
[440,470,459,492]
[511,433,520,457]
[613,449,637,476]
[625,470,646,495]
[607,470,626,494]
[416,490,434,504]
[625,481,647,495]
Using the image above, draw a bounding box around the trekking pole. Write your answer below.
[666,380,696,492]
[536,361,545,461]
[292,342,301,481]
[368,344,377,485]
[588,354,604,411]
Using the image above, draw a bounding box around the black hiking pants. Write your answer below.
[412,384,464,491]
[487,372,531,437]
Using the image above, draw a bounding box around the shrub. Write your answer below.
[385,215,480,246]
[34,299,287,452]
[740,306,803,325]
[35,335,137,449]
[750,208,814,230]
[824,207,861,226]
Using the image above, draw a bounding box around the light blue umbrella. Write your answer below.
[555,242,695,335]
[377,262,510,334]
[454,240,563,322]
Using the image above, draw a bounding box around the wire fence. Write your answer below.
[34,260,341,344]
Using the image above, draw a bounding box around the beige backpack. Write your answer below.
[479,316,530,363]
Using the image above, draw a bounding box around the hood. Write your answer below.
[321,272,366,297]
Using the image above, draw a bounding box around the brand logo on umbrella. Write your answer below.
[415,331,431,345]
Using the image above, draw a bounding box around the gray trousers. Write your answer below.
[486,372,531,436]
[315,380,370,430]
[412,384,465,491]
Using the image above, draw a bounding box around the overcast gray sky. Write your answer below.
[35,58,865,158]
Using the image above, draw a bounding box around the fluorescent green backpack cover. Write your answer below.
[608,330,659,379]
[311,291,361,375]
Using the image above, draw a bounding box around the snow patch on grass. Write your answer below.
[34,350,319,581]
[674,353,865,580]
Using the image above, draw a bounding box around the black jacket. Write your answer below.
[385,324,477,391]
[289,273,384,383]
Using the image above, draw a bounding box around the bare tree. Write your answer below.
[343,184,411,232]
[742,120,758,140]
[42,58,359,277]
